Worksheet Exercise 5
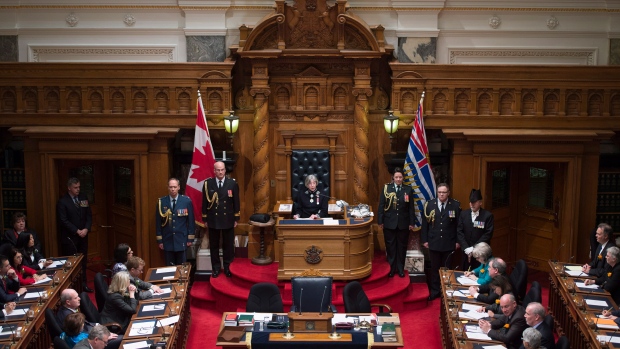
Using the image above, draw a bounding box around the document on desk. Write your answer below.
[597,334,620,344]
[457,276,479,286]
[48,260,67,268]
[576,282,599,289]
[34,276,51,284]
[24,292,39,299]
[5,309,27,317]
[565,265,583,271]
[123,341,150,349]
[482,345,507,349]
[158,315,180,326]
[156,267,177,274]
[142,304,166,312]
[323,218,340,226]
[586,299,609,307]
[459,311,487,320]
[452,290,469,298]
[466,332,492,341]
[128,321,156,337]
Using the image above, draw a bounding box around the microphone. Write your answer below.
[298,288,303,315]
[552,243,566,263]
[607,325,620,343]
[153,317,169,339]
[168,281,179,301]
[66,236,78,256]
[319,286,327,315]
[159,300,176,317]
[444,251,456,268]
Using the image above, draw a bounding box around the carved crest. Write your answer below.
[304,245,323,264]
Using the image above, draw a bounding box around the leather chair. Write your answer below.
[555,336,569,349]
[53,336,72,349]
[290,276,336,313]
[343,281,392,313]
[522,281,541,308]
[509,259,528,303]
[246,282,284,313]
[291,150,330,202]
[94,272,109,310]
[79,291,122,334]
[45,308,64,339]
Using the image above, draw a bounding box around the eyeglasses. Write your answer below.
[97,337,109,346]
[437,191,449,194]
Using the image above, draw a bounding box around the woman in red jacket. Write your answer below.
[8,247,46,286]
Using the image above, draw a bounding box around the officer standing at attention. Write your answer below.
[422,183,461,301]
[378,168,415,278]
[156,178,195,266]
[202,161,240,278]
[457,189,494,271]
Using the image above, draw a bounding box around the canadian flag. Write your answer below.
[186,93,216,227]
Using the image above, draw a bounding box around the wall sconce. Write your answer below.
[383,110,399,153]
[223,110,239,149]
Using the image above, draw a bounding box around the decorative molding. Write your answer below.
[449,48,596,65]
[439,30,609,38]
[546,16,560,29]
[124,14,136,27]
[30,46,175,62]
[489,15,501,29]
[65,12,78,27]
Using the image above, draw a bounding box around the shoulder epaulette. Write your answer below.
[452,198,460,203]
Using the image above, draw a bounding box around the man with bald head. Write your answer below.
[202,161,240,278]
[479,294,527,349]
[521,302,555,349]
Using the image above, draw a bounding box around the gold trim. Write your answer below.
[203,181,218,210]
[383,184,398,211]
[157,198,172,227]
[424,201,436,226]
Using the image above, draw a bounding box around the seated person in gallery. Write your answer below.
[293,174,329,219]
[475,275,514,318]
[463,242,493,285]
[3,212,43,252]
[112,243,133,277]
[16,232,52,270]
[468,257,507,297]
[583,223,615,277]
[8,247,47,286]
[60,312,88,348]
[478,294,527,349]
[100,272,138,333]
[585,245,620,305]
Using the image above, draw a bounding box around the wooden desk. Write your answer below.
[548,260,619,349]
[216,312,403,348]
[275,209,373,280]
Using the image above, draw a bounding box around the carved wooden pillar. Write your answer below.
[251,60,271,213]
[351,60,372,205]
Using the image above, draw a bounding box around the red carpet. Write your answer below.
[186,259,551,349]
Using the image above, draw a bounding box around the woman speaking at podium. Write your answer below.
[293,174,329,219]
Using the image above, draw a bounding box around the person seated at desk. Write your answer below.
[0,255,28,303]
[73,325,111,349]
[8,247,47,286]
[112,243,133,277]
[585,245,620,305]
[521,327,544,349]
[3,212,43,252]
[582,223,615,277]
[0,302,16,319]
[468,257,507,301]
[293,174,329,219]
[463,242,493,285]
[521,302,555,349]
[100,271,138,333]
[475,275,513,317]
[127,256,163,300]
[16,232,52,271]
[479,294,527,349]
[60,312,88,348]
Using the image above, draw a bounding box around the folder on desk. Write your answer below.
[217,326,245,343]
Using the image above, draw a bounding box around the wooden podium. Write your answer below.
[275,209,373,280]
[288,312,334,333]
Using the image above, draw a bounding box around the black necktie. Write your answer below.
[218,180,222,188]
[441,202,445,212]
[73,196,80,208]
[396,185,400,193]
[172,198,176,211]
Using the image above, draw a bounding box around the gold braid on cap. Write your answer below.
[203,181,218,210]
[157,199,172,227]
[424,201,436,225]
[383,185,398,211]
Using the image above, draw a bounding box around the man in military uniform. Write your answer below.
[202,161,240,278]
[422,183,461,300]
[457,189,494,271]
[156,178,195,266]
[378,168,415,278]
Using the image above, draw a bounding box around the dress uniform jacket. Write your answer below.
[377,183,415,229]
[421,198,461,252]
[294,189,329,218]
[588,240,616,277]
[156,195,195,252]
[202,177,240,228]
[56,192,92,250]
[457,208,494,250]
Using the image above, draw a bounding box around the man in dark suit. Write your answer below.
[583,223,615,277]
[479,294,528,349]
[202,161,240,278]
[457,188,494,271]
[521,302,555,349]
[156,178,195,266]
[57,177,93,292]
[73,325,111,349]
[378,168,416,278]
[422,182,461,300]
[0,255,26,303]
[127,256,163,300]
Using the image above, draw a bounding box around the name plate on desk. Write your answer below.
[288,312,333,333]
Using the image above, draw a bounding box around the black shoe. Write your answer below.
[399,271,405,278]
[224,269,232,278]
[388,271,395,277]
[84,286,94,293]
[212,270,220,278]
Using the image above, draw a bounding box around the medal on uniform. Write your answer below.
[449,210,455,218]
[309,193,314,203]
[228,190,232,197]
